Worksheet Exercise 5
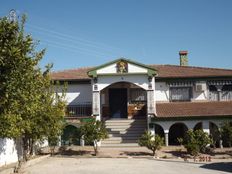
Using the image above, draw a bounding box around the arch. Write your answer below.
[101,81,147,119]
[154,124,164,138]
[100,81,147,92]
[194,122,203,131]
[209,122,220,147]
[61,125,81,146]
[169,123,188,145]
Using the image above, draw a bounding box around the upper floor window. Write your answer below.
[208,84,232,101]
[130,88,147,103]
[170,87,192,102]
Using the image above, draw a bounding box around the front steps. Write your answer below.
[101,119,147,147]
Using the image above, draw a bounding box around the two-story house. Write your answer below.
[52,51,232,147]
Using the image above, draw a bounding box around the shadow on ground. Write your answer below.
[200,162,232,173]
[163,150,188,158]
[120,151,152,156]
[59,149,92,156]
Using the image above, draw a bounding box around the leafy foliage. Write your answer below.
[183,129,212,156]
[61,125,81,145]
[220,121,232,147]
[138,131,164,156]
[0,15,66,161]
[80,120,108,155]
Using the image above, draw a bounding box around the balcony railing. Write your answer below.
[208,91,218,101]
[66,103,92,117]
[221,91,232,101]
[209,91,232,101]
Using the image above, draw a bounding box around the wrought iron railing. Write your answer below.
[209,91,232,101]
[221,91,232,101]
[66,102,92,117]
[208,91,218,101]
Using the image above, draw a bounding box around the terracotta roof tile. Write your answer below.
[51,64,232,80]
[156,101,232,118]
[151,65,232,78]
[51,67,91,80]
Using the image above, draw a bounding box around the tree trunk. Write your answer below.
[93,140,98,156]
[29,138,35,155]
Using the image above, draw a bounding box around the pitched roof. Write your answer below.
[51,64,232,80]
[51,67,91,80]
[156,101,232,118]
[150,65,232,79]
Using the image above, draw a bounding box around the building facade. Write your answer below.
[52,51,232,147]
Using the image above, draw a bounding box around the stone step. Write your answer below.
[105,119,146,123]
[104,136,139,141]
[108,132,144,137]
[101,143,139,147]
[105,124,146,128]
[102,119,146,147]
[102,139,138,143]
[107,129,146,133]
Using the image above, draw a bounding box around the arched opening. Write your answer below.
[61,125,80,146]
[209,122,220,147]
[169,123,188,145]
[154,124,164,138]
[194,122,203,131]
[101,82,147,120]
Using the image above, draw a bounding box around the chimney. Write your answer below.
[179,50,188,66]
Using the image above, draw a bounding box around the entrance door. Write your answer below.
[109,88,127,118]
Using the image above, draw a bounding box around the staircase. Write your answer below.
[101,119,147,147]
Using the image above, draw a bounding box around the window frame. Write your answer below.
[169,86,192,102]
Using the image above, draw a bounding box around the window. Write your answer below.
[130,88,147,103]
[170,87,192,102]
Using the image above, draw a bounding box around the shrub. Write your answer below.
[220,121,232,147]
[138,131,164,156]
[183,129,212,156]
[80,120,108,155]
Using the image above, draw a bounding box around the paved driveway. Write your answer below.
[25,157,232,174]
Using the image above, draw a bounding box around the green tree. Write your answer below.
[220,121,232,147]
[0,15,66,165]
[80,120,108,155]
[183,129,212,156]
[138,131,164,156]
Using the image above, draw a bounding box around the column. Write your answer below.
[149,123,155,136]
[164,130,169,146]
[147,90,155,115]
[216,85,223,101]
[92,91,101,120]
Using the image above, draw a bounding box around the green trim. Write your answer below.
[97,72,148,76]
[87,58,157,77]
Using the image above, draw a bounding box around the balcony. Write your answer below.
[209,91,232,101]
[66,103,92,117]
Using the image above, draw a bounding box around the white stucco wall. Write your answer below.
[96,62,148,75]
[0,138,18,167]
[57,84,92,104]
[96,75,153,91]
[155,81,209,102]
[155,82,169,102]
[193,90,207,101]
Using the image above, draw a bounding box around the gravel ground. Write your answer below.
[24,157,232,174]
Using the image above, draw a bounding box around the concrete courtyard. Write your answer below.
[24,157,232,174]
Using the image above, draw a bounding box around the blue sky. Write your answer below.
[1,0,232,71]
